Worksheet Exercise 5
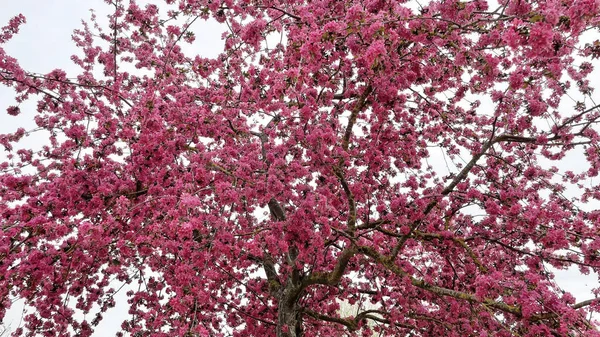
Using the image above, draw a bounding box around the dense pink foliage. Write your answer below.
[2,0,600,336]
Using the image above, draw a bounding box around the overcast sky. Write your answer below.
[1,1,598,336]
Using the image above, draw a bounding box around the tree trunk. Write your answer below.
[276,283,303,337]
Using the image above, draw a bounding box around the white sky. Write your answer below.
[0,1,598,336]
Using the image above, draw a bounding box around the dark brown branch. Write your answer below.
[304,309,358,331]
[357,245,523,316]
[162,15,200,73]
[357,219,390,230]
[0,73,64,103]
[305,246,357,287]
[442,138,497,195]
[412,231,488,274]
[407,313,453,330]
[333,85,372,236]
[556,103,600,132]
[264,6,301,21]
[248,253,281,294]
[341,85,373,151]
[360,244,599,331]
[208,293,276,326]
[305,308,422,332]
[333,166,357,235]
[389,135,498,260]
[212,261,270,308]
[1,71,133,108]
[475,235,593,268]
[573,298,598,309]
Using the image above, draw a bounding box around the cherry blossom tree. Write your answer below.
[2,0,600,336]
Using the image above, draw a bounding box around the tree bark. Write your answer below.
[276,282,303,337]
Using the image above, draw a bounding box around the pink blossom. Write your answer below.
[1,1,600,336]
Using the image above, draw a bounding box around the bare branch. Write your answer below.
[304,309,358,331]
[263,6,301,21]
[248,253,281,294]
[333,166,357,235]
[358,245,523,316]
[341,85,373,151]
[389,133,502,261]
[305,246,357,287]
[573,298,598,309]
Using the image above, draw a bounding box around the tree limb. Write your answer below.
[304,246,357,287]
[389,136,497,260]
[357,245,523,316]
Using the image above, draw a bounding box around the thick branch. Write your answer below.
[304,246,357,287]
[304,308,425,332]
[333,166,357,235]
[442,139,497,195]
[413,231,488,274]
[341,85,372,151]
[333,85,372,236]
[389,137,497,260]
[573,298,598,309]
[359,245,599,331]
[304,309,358,331]
[248,253,281,294]
[357,219,391,230]
[475,235,593,268]
[357,246,523,316]
[208,293,276,326]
